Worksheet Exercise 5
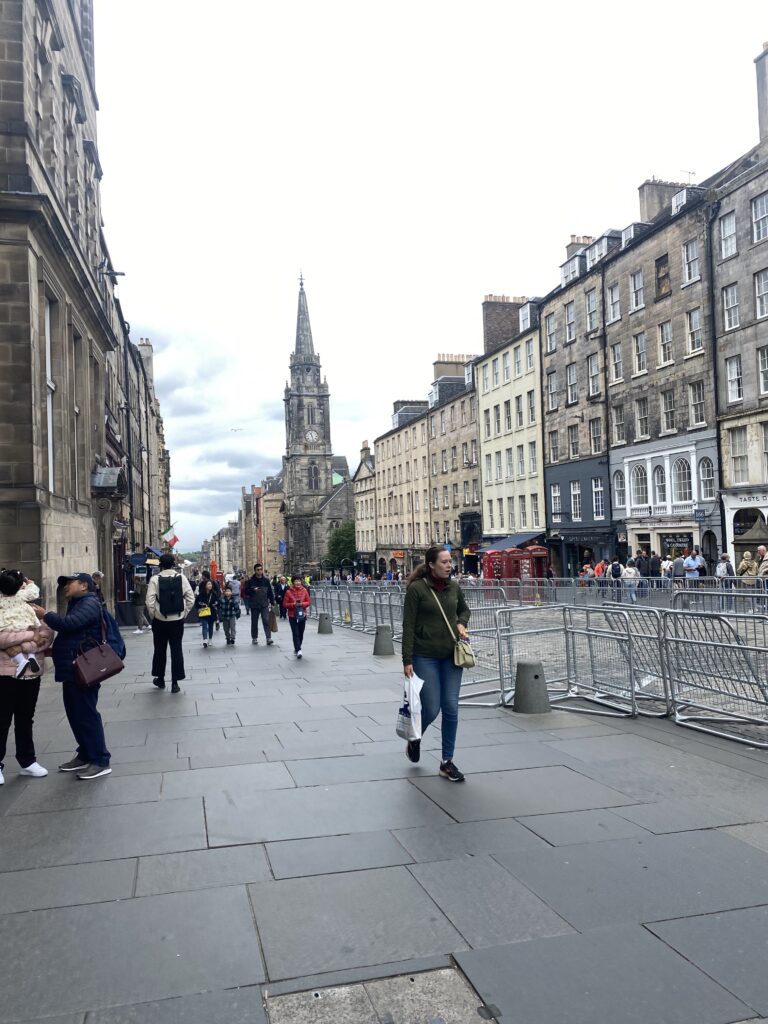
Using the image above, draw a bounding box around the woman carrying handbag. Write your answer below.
[401,545,471,782]
[195,579,217,648]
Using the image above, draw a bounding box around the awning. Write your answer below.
[145,546,163,557]
[479,532,544,552]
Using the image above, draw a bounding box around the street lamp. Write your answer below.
[320,558,335,582]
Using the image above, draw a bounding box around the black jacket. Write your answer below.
[273,581,287,605]
[243,574,274,609]
[44,593,103,683]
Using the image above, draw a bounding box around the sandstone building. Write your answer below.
[0,0,169,604]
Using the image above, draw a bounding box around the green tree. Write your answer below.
[326,520,356,567]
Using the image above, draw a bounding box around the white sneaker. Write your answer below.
[0,767,4,785]
[19,762,48,778]
[132,629,143,635]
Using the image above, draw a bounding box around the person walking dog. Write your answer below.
[145,553,195,692]
[401,545,471,783]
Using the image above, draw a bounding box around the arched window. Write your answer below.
[672,458,692,502]
[630,464,647,506]
[308,464,319,490]
[699,457,715,500]
[653,465,666,504]
[613,470,626,507]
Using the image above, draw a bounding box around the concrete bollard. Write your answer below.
[512,659,550,714]
[372,624,395,656]
[318,612,333,635]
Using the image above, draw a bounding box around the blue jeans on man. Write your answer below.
[411,655,463,762]
[62,681,110,767]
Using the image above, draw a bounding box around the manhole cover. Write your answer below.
[265,966,494,1023]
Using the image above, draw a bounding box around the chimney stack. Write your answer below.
[756,43,768,143]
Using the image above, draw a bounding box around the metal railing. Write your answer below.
[311,584,768,748]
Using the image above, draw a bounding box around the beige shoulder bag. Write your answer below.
[429,587,474,668]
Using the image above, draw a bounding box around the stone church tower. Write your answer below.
[282,280,353,571]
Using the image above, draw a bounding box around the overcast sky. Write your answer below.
[93,1,766,552]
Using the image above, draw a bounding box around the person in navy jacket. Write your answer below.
[33,573,112,780]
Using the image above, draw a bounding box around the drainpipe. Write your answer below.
[121,320,135,552]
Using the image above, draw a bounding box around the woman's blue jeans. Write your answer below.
[412,655,463,762]
[200,619,214,640]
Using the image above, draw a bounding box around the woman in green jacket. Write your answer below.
[402,545,470,782]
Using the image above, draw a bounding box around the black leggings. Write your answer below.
[289,616,306,652]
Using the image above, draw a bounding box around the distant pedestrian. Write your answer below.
[219,585,241,645]
[91,571,106,606]
[243,563,276,646]
[195,579,218,648]
[401,545,471,784]
[283,575,310,658]
[145,553,195,692]
[274,575,288,619]
[737,550,758,580]
[34,573,112,780]
[130,575,151,634]
[228,574,241,608]
[621,559,640,603]
[609,557,623,600]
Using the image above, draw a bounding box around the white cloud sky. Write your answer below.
[93,0,766,550]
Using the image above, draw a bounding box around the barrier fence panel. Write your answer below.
[487,606,571,708]
[662,609,768,746]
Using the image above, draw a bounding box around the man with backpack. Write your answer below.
[145,554,195,693]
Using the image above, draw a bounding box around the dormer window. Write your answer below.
[586,238,608,268]
[519,304,531,332]
[672,189,687,215]
[560,256,583,288]
[621,225,635,248]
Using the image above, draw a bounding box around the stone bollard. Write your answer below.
[318,612,333,635]
[512,659,550,714]
[372,624,395,656]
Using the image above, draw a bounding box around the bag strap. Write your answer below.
[429,587,457,643]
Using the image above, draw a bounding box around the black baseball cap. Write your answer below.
[58,573,96,590]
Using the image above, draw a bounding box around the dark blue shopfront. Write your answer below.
[543,458,620,577]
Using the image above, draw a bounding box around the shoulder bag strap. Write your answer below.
[429,587,457,642]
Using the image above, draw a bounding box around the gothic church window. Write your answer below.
[307,404,316,425]
[308,465,319,490]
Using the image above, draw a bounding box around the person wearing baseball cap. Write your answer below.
[31,574,111,780]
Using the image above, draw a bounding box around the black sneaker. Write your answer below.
[439,760,465,783]
[406,739,421,763]
[171,682,180,693]
[152,678,166,689]
[59,756,89,772]
[252,639,259,645]
[266,639,274,646]
[27,656,41,675]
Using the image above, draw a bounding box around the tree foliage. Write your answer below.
[325,520,356,566]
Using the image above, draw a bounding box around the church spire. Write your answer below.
[295,276,315,358]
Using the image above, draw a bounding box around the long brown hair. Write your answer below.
[406,545,445,588]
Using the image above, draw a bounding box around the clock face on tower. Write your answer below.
[305,429,320,443]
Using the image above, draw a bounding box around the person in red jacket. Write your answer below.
[283,576,311,659]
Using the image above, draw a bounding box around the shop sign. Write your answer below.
[391,550,405,559]
[661,532,693,556]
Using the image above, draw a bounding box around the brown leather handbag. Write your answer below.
[73,617,124,689]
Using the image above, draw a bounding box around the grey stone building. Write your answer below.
[0,0,169,605]
[352,441,376,575]
[281,280,353,572]
[712,44,768,558]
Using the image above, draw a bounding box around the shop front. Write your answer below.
[722,490,768,561]
[546,527,617,578]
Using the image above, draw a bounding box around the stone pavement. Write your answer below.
[2,621,768,1022]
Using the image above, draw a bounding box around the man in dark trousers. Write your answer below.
[243,563,275,646]
[145,554,195,693]
[33,574,112,780]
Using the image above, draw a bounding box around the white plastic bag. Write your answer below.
[395,672,424,741]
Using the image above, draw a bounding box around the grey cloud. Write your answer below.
[173,493,240,518]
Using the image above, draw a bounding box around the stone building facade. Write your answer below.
[352,442,376,575]
[0,0,169,605]
[239,484,261,572]
[281,280,353,573]
[711,46,768,558]
[259,473,286,577]
[373,356,480,574]
[476,297,545,547]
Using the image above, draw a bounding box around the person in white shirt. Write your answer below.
[145,554,195,693]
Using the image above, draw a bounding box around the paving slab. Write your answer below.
[494,830,768,930]
[266,830,413,879]
[266,984,378,1024]
[0,797,206,869]
[249,866,466,980]
[650,905,768,1017]
[205,779,452,846]
[84,986,267,1024]
[0,887,264,1021]
[158,761,294,799]
[408,854,574,947]
[517,808,650,846]
[614,795,768,834]
[4,772,162,815]
[455,924,752,1024]
[136,843,271,895]
[393,817,548,862]
[412,766,635,821]
[365,968,484,1024]
[0,858,135,914]
[722,821,768,854]
[285,752,435,787]
[428,741,567,773]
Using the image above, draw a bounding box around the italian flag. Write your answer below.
[161,525,179,548]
